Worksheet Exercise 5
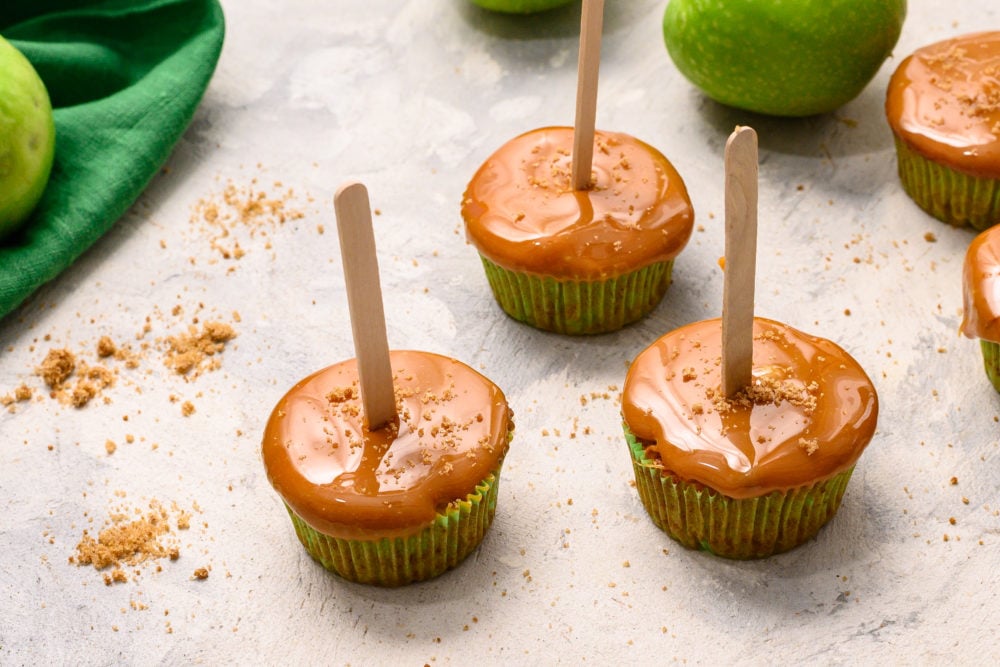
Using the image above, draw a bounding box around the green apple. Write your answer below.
[0,34,55,239]
[469,0,575,14]
[663,0,906,117]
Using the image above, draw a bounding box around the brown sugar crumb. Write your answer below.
[798,438,819,456]
[327,386,356,404]
[162,321,237,378]
[96,336,117,358]
[181,401,196,417]
[192,567,209,580]
[38,349,76,389]
[105,440,117,456]
[924,232,938,243]
[70,499,190,583]
[950,477,959,485]
[70,381,99,408]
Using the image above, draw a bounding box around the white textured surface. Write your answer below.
[2,0,999,663]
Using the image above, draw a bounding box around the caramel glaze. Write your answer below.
[462,126,694,280]
[262,350,512,540]
[886,31,1000,178]
[622,318,878,499]
[961,225,1000,342]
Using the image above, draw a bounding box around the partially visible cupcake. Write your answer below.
[961,225,1000,392]
[621,317,878,559]
[262,350,513,586]
[886,31,1000,230]
[462,126,694,335]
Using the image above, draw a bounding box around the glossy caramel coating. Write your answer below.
[886,31,1000,178]
[622,318,878,499]
[961,225,1000,342]
[462,126,694,279]
[262,350,512,539]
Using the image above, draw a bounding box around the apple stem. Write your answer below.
[721,126,758,398]
[334,181,396,431]
[571,0,605,191]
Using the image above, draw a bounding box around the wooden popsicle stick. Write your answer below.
[721,126,759,398]
[334,181,396,430]
[571,0,605,191]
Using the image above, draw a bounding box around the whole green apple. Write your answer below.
[663,0,906,117]
[469,0,575,14]
[0,34,55,239]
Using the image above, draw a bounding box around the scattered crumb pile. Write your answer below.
[2,307,239,412]
[189,173,311,260]
[69,498,196,585]
[163,321,237,379]
[22,334,140,409]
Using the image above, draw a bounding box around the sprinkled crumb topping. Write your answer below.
[919,42,1000,134]
[313,367,502,485]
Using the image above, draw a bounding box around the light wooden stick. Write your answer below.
[721,126,758,398]
[571,0,605,191]
[334,181,396,430]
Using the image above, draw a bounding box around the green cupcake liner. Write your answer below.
[625,425,854,559]
[894,137,1000,231]
[980,340,1000,393]
[285,467,503,586]
[479,255,674,335]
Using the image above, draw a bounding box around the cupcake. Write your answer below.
[621,317,878,559]
[262,349,514,586]
[462,126,694,335]
[886,31,1000,230]
[961,225,1000,391]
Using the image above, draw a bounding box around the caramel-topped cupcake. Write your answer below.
[886,31,1000,229]
[263,349,513,585]
[462,126,694,334]
[622,317,878,558]
[961,225,1000,392]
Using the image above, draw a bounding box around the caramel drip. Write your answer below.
[462,126,694,279]
[886,31,1000,177]
[961,225,1000,341]
[262,350,511,539]
[621,318,878,499]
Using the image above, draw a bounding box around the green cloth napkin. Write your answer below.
[0,0,225,320]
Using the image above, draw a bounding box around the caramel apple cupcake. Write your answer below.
[886,31,1000,229]
[622,317,878,559]
[262,350,513,586]
[462,126,694,335]
[961,225,1000,392]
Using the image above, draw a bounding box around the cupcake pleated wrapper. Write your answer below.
[893,137,1000,230]
[479,255,674,335]
[285,466,503,586]
[980,340,1000,393]
[625,426,854,559]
